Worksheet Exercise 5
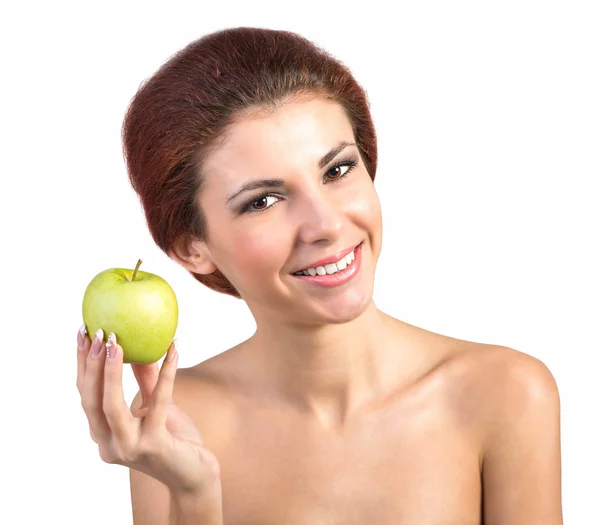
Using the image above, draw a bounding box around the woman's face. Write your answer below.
[196,96,383,325]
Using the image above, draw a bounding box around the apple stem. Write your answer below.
[132,259,142,281]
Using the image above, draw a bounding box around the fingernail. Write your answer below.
[167,339,178,361]
[106,333,117,360]
[91,328,104,357]
[77,324,87,348]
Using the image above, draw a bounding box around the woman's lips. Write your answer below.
[291,242,363,287]
[290,242,362,274]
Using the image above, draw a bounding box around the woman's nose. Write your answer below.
[294,192,345,243]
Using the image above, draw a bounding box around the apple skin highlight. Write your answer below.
[82,260,178,364]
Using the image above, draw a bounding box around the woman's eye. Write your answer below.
[242,157,358,214]
[326,163,351,180]
[248,195,278,212]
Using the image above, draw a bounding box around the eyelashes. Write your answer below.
[240,157,359,215]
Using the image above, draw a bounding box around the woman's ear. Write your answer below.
[168,234,217,275]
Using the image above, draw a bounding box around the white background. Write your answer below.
[1,1,598,523]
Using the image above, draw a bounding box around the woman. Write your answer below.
[76,27,562,524]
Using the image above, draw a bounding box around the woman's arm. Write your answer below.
[128,385,224,525]
[481,348,563,524]
[169,485,224,525]
[130,465,170,524]
[130,464,223,525]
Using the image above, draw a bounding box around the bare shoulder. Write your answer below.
[456,343,559,402]
[469,346,563,522]
[400,325,563,521]
[474,345,560,440]
[440,341,560,439]
[443,341,559,403]
[169,355,241,437]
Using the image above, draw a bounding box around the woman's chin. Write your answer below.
[296,289,373,324]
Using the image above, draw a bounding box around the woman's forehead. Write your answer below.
[211,99,353,163]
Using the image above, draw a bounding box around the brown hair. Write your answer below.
[121,27,378,299]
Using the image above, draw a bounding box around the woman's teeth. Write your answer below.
[293,248,356,276]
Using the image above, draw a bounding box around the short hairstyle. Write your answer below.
[121,27,379,299]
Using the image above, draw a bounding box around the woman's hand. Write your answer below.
[76,326,222,496]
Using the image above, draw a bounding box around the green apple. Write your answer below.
[82,259,178,364]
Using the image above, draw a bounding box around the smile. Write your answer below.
[291,242,363,288]
[293,246,357,276]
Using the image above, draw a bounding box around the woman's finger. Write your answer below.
[131,361,160,409]
[76,324,91,395]
[81,328,111,443]
[103,333,138,448]
[144,341,178,429]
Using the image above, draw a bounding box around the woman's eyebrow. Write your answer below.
[225,141,357,204]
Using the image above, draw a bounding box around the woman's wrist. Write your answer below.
[170,481,223,525]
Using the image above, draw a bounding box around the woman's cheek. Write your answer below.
[232,233,284,274]
[344,179,381,223]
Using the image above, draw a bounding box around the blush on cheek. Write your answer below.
[231,235,284,276]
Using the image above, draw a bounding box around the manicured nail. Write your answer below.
[167,339,178,361]
[91,328,104,357]
[77,324,87,348]
[106,333,117,360]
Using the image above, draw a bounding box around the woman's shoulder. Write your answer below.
[447,341,557,397]
[169,346,247,435]
[440,338,559,432]
[392,319,551,399]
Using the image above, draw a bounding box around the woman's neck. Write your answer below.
[243,302,411,430]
